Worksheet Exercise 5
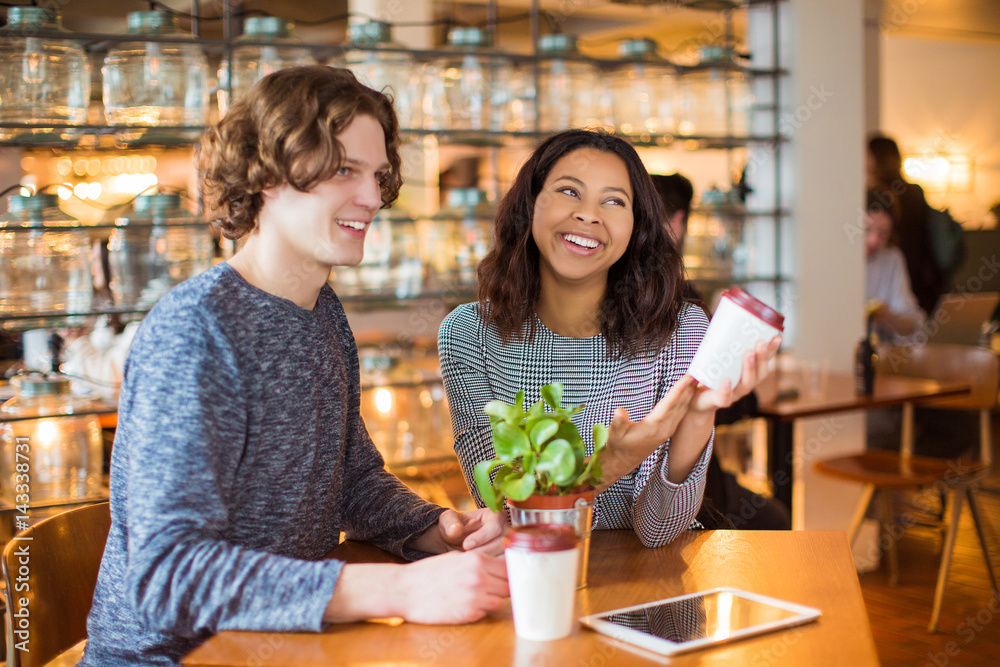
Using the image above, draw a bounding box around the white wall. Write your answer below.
[881,33,1000,226]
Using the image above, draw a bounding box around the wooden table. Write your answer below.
[756,372,970,512]
[183,530,878,666]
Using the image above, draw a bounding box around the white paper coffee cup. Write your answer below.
[504,524,579,641]
[688,287,784,391]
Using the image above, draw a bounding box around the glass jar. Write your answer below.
[423,27,513,132]
[676,46,753,137]
[218,17,315,116]
[0,7,91,145]
[684,187,746,282]
[0,373,103,504]
[107,193,213,307]
[102,11,209,141]
[0,193,93,325]
[420,188,494,289]
[337,20,422,130]
[608,38,676,136]
[537,34,606,132]
[330,207,422,298]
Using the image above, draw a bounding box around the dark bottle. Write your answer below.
[855,335,876,396]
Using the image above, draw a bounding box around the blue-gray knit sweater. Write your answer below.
[81,262,444,666]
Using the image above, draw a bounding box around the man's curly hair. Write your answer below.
[199,65,403,239]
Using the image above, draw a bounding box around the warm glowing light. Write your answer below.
[73,182,89,199]
[713,591,734,640]
[374,388,393,414]
[87,182,102,199]
[903,153,974,193]
[57,185,72,200]
[35,420,62,451]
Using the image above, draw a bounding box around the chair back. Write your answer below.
[877,344,999,411]
[2,502,111,667]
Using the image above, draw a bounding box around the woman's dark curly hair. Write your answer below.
[476,129,685,357]
[200,65,403,239]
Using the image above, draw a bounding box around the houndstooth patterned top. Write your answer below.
[439,300,712,548]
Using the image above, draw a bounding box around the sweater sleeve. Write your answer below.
[336,328,447,557]
[120,305,342,637]
[438,305,498,508]
[629,303,713,548]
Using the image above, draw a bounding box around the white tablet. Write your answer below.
[579,588,821,656]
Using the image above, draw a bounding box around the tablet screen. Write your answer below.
[581,588,820,655]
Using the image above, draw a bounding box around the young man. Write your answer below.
[81,66,507,667]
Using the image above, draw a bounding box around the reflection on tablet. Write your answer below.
[580,588,820,656]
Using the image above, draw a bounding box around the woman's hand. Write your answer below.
[665,335,782,484]
[689,335,782,413]
[594,375,698,493]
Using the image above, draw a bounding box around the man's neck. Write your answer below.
[227,234,329,310]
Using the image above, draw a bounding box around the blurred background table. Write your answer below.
[183,530,877,667]
[757,372,970,518]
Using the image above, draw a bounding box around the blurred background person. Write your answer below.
[867,134,945,315]
[865,187,926,343]
[651,173,790,530]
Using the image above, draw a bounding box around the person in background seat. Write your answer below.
[651,173,790,530]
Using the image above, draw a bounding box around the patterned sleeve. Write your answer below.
[630,303,713,548]
[438,304,497,507]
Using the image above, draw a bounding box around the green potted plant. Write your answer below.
[473,382,607,587]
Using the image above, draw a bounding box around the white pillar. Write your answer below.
[788,0,868,532]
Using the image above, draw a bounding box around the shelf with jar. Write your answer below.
[0,0,790,510]
[0,4,786,149]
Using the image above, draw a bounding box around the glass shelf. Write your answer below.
[0,306,151,331]
[2,123,785,150]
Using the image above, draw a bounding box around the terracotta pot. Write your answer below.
[508,488,595,511]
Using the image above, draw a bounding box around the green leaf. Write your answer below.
[473,460,503,511]
[574,451,604,488]
[528,400,545,417]
[484,400,510,420]
[541,382,564,410]
[522,450,536,476]
[529,419,559,448]
[502,472,537,502]
[515,390,525,412]
[593,423,608,450]
[493,421,530,461]
[535,438,576,486]
[484,400,522,424]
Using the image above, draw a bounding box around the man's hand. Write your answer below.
[409,508,506,556]
[438,507,506,555]
[325,551,508,625]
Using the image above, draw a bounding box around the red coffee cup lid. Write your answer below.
[722,286,784,331]
[504,524,578,552]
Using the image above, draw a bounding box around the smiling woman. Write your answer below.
[438,129,780,548]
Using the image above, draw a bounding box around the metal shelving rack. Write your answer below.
[0,0,790,410]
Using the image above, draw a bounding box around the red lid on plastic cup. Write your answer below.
[722,287,785,331]
[504,524,578,553]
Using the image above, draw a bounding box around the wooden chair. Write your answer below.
[815,344,999,632]
[2,502,111,667]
